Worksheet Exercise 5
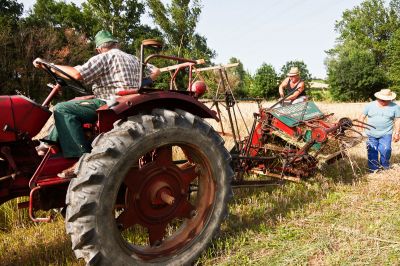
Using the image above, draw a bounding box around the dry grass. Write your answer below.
[200,101,400,265]
[1,101,400,265]
[196,169,400,265]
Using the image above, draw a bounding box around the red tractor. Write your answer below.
[0,38,370,265]
[0,40,233,265]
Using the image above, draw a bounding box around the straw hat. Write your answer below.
[287,67,300,77]
[374,89,396,101]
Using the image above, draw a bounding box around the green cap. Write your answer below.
[94,30,118,48]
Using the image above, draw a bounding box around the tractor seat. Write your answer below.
[82,123,96,130]
[116,88,139,96]
[72,87,140,102]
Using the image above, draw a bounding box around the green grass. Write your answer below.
[0,216,82,266]
[1,164,399,265]
[0,197,30,231]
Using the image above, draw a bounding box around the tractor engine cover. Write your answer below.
[0,96,51,142]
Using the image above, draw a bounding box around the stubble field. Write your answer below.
[0,101,399,265]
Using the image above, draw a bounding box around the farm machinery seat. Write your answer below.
[269,101,325,127]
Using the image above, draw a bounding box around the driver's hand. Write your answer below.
[33,58,44,69]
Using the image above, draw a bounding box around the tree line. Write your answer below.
[0,0,215,102]
[326,0,400,101]
[1,0,399,102]
[232,0,400,102]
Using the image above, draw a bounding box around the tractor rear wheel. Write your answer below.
[65,109,233,265]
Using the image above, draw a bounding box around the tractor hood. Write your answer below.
[0,96,51,142]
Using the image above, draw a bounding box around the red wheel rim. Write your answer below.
[115,144,216,259]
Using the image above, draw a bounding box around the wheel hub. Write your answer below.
[116,146,198,246]
[131,165,192,223]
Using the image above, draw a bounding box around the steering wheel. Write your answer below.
[36,58,88,95]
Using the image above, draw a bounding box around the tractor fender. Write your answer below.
[97,91,218,132]
[103,91,217,120]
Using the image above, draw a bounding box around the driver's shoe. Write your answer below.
[58,163,77,178]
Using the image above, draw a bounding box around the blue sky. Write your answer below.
[20,0,370,78]
[196,0,367,78]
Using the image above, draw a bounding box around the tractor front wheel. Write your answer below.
[65,109,233,265]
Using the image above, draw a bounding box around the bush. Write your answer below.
[307,89,331,101]
[249,63,278,99]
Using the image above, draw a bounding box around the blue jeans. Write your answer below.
[366,134,392,172]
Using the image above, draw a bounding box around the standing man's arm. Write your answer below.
[393,118,400,142]
[359,106,369,136]
[359,114,367,123]
[393,104,400,142]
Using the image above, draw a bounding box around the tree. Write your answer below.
[225,57,248,97]
[146,0,215,90]
[28,0,162,54]
[386,28,400,92]
[327,43,388,101]
[250,63,278,99]
[27,0,86,31]
[0,0,22,22]
[242,71,254,99]
[334,0,398,67]
[1,0,164,100]
[0,0,95,101]
[8,25,92,101]
[26,0,95,65]
[325,0,400,101]
[0,0,23,95]
[147,0,215,61]
[83,0,151,52]
[20,0,162,100]
[279,60,312,88]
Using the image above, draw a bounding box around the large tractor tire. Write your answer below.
[65,109,233,265]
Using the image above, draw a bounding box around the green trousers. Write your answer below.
[47,99,105,158]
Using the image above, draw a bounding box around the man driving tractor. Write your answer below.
[33,30,160,178]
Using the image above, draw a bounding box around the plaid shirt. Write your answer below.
[75,48,155,100]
